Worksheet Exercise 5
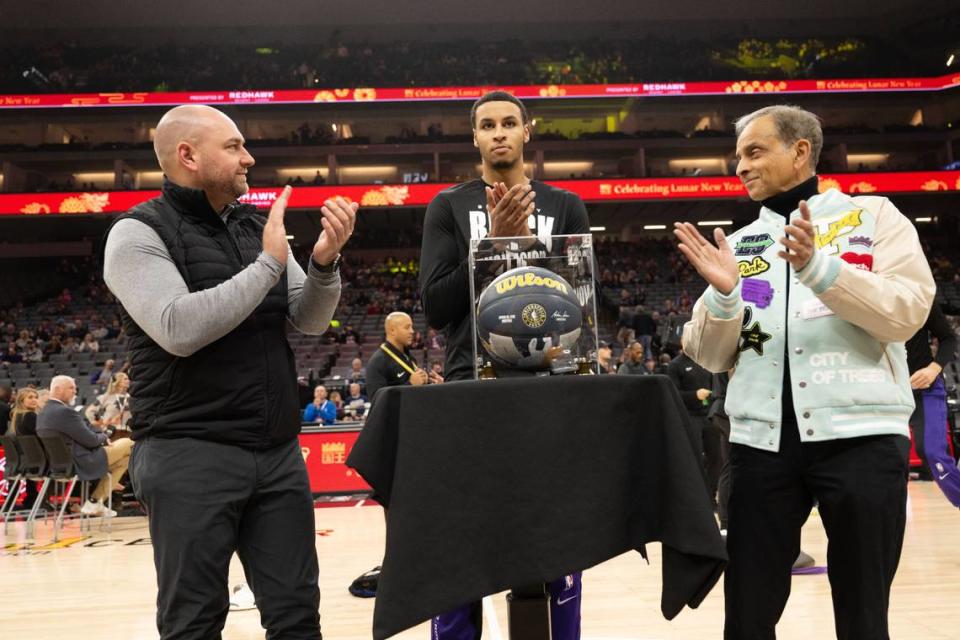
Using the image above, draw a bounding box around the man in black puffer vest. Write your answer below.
[103,105,357,640]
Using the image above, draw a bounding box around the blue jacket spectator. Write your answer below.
[303,385,337,425]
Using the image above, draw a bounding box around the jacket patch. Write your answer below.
[741,279,773,309]
[738,308,772,356]
[840,252,873,271]
[738,256,770,278]
[734,234,773,256]
[813,209,863,254]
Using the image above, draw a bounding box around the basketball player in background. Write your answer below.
[419,90,590,640]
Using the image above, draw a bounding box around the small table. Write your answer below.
[348,374,726,639]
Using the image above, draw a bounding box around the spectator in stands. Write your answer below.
[8,387,51,510]
[616,293,636,346]
[597,341,614,374]
[2,344,22,364]
[303,385,337,425]
[43,335,63,356]
[340,324,361,344]
[426,328,444,350]
[10,387,39,436]
[344,382,367,417]
[22,340,43,363]
[617,341,650,375]
[36,375,132,517]
[429,360,444,379]
[633,306,657,356]
[90,320,109,341]
[91,358,116,389]
[79,332,100,353]
[657,353,672,374]
[348,357,366,385]
[328,390,345,420]
[15,329,32,351]
[643,359,658,375]
[411,330,425,350]
[84,372,131,437]
[61,336,80,354]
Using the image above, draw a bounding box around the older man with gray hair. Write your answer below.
[37,375,132,517]
[675,104,935,639]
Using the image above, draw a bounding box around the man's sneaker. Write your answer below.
[793,550,816,569]
[101,505,118,518]
[348,565,381,598]
[80,500,104,516]
[229,583,257,611]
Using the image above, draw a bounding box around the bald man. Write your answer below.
[102,105,358,640]
[365,312,437,398]
[346,311,440,599]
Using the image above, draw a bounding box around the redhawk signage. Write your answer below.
[1,73,958,109]
[2,171,959,216]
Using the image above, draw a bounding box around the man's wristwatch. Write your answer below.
[311,254,342,273]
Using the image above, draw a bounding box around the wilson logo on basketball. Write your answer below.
[494,271,569,295]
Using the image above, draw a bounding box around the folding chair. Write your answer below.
[38,435,112,541]
[5,435,52,536]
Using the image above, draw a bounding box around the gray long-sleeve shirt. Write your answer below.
[103,217,340,358]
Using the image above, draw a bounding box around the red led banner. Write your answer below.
[299,430,370,495]
[1,73,959,109]
[2,172,959,216]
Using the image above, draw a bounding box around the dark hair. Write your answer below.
[470,91,529,129]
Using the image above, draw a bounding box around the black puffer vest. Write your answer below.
[107,179,299,449]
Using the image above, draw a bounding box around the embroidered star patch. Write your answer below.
[739,321,772,356]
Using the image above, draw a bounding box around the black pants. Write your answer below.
[724,420,910,640]
[130,437,321,640]
[700,415,726,509]
[710,415,732,529]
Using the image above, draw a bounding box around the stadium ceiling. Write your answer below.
[0,0,954,41]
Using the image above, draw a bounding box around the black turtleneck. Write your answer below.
[760,175,819,425]
[761,175,820,216]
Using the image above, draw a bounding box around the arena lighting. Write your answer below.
[543,161,594,172]
[697,220,733,226]
[72,171,115,182]
[948,54,955,67]
[915,217,933,222]
[847,153,890,164]
[643,224,667,230]
[589,226,606,231]
[339,166,398,177]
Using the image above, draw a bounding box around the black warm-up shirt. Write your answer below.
[419,179,591,381]
[365,342,418,401]
[905,303,958,376]
[666,352,713,418]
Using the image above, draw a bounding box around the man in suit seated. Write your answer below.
[37,375,133,517]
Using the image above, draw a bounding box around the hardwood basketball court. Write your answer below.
[2,481,958,639]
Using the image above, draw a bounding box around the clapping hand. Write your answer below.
[673,223,739,295]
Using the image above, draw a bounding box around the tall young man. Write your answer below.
[419,91,590,640]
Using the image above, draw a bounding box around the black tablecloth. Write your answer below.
[347,375,727,639]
